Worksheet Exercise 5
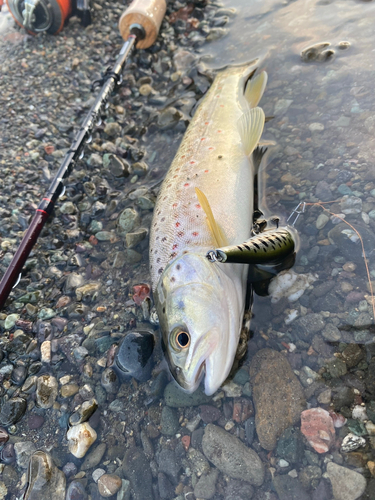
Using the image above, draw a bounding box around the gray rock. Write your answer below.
[0,397,27,426]
[101,368,119,394]
[81,443,107,470]
[160,406,179,436]
[164,382,212,407]
[273,475,311,500]
[202,424,264,486]
[224,479,254,500]
[292,314,325,339]
[117,208,140,235]
[157,473,174,499]
[66,481,88,500]
[104,122,122,137]
[194,469,218,499]
[250,349,306,450]
[36,375,58,409]
[157,448,180,484]
[103,154,131,177]
[14,441,37,469]
[326,462,366,500]
[24,451,66,500]
[122,447,153,500]
[126,228,148,248]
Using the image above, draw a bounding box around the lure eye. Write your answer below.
[175,331,190,349]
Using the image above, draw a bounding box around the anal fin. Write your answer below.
[195,188,228,248]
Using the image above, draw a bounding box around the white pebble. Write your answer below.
[352,405,368,421]
[40,341,51,363]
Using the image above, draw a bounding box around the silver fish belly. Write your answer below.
[150,61,267,395]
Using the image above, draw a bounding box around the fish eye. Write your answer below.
[175,331,190,349]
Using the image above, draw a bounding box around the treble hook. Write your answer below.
[287,202,306,226]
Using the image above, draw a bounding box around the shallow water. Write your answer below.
[1,0,375,498]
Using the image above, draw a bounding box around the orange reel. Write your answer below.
[6,0,72,34]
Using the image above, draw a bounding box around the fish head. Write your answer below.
[154,253,243,395]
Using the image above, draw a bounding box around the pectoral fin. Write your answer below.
[245,71,268,108]
[195,188,228,248]
[238,107,265,157]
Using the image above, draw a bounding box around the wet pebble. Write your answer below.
[0,397,27,426]
[194,468,218,499]
[202,424,264,486]
[161,406,179,436]
[97,473,122,497]
[250,349,306,450]
[115,330,154,382]
[65,480,88,500]
[101,368,119,394]
[67,422,97,458]
[36,375,58,409]
[0,443,15,464]
[301,408,335,454]
[273,474,311,500]
[81,442,107,471]
[326,462,366,500]
[24,451,66,500]
[122,447,153,500]
[27,414,45,430]
[14,441,37,468]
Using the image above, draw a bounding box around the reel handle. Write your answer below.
[119,0,167,49]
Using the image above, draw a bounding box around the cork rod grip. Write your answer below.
[119,0,167,49]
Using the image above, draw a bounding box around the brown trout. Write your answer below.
[149,60,267,395]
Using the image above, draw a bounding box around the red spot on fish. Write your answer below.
[190,161,195,164]
[192,232,199,236]
[176,222,181,227]
[173,175,178,178]
[220,104,224,107]
[196,204,201,209]
[204,169,209,173]
[217,130,222,133]
[205,121,209,125]
[216,95,220,98]
[184,183,190,187]
[172,244,178,250]
[208,147,214,150]
[181,155,186,159]
[172,203,178,208]
[201,138,206,141]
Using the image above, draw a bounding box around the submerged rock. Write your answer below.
[202,423,264,486]
[0,397,27,426]
[115,330,155,382]
[122,447,153,500]
[36,375,58,409]
[301,408,335,454]
[326,462,366,500]
[250,349,306,450]
[67,422,97,458]
[24,451,66,500]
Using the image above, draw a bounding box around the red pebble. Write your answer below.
[232,398,254,423]
[181,435,190,451]
[89,235,98,245]
[132,284,150,306]
[301,408,335,453]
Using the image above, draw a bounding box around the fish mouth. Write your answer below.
[172,329,219,393]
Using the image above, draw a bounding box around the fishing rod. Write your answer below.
[0,0,167,309]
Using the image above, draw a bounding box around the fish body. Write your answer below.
[149,61,266,395]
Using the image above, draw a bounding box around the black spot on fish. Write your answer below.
[237,246,243,252]
[163,307,165,313]
[176,264,181,270]
[244,244,251,251]
[254,243,260,250]
[158,268,163,274]
[260,240,269,248]
[275,236,282,243]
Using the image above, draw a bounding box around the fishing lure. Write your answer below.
[206,227,295,264]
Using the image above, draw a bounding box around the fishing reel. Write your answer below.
[6,0,92,34]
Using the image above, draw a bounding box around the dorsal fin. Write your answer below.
[245,71,268,108]
[195,188,228,248]
[237,107,265,157]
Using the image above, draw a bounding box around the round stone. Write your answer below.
[97,474,122,497]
